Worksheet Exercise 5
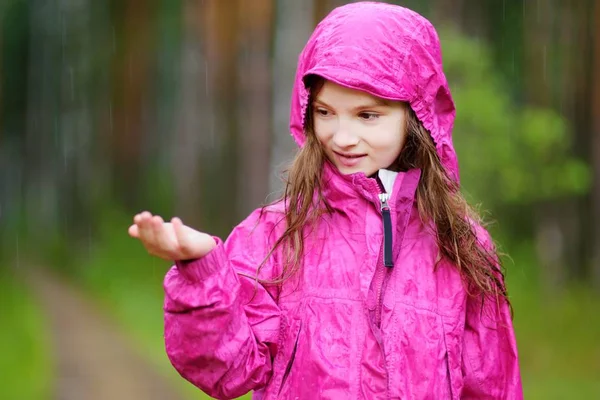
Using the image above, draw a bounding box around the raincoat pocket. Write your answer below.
[385,302,454,399]
[441,316,462,400]
[267,317,302,399]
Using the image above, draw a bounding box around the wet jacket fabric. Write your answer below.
[163,2,522,399]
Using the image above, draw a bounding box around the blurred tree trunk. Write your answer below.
[0,3,3,218]
[431,0,465,28]
[526,1,593,285]
[591,0,600,290]
[202,0,240,236]
[315,0,354,22]
[109,0,155,211]
[86,2,117,229]
[269,0,315,195]
[56,0,96,243]
[0,3,3,135]
[170,0,207,228]
[236,0,274,217]
[25,0,63,240]
[523,1,554,106]
[523,1,569,291]
[0,0,29,229]
[556,1,592,281]
[136,0,181,220]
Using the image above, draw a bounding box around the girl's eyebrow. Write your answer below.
[313,97,391,111]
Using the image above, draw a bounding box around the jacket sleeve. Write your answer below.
[461,227,523,400]
[163,209,283,399]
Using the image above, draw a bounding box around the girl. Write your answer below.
[129,2,522,399]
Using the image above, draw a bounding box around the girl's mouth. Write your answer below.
[334,151,367,167]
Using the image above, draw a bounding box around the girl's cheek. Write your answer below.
[314,132,328,148]
[314,123,334,141]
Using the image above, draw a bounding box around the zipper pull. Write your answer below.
[379,193,394,268]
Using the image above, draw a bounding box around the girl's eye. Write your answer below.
[315,108,330,117]
[359,112,379,121]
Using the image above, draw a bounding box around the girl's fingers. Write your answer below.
[128,224,139,238]
[171,217,190,256]
[135,211,151,225]
[151,215,171,256]
[171,217,184,239]
[137,211,157,249]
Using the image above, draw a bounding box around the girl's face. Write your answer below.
[312,80,408,177]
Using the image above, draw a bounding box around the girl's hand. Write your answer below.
[128,211,216,261]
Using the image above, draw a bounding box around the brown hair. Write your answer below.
[259,78,508,303]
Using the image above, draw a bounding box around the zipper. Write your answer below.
[374,191,394,328]
[378,193,394,268]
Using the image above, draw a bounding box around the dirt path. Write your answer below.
[28,268,185,400]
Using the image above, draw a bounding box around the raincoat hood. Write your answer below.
[289,1,459,181]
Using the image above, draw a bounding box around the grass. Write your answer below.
[505,247,600,399]
[511,285,600,398]
[0,267,52,400]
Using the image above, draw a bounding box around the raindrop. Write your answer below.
[129,55,133,82]
[543,45,547,83]
[61,13,66,66]
[88,225,92,260]
[70,66,75,101]
[209,118,215,149]
[55,117,60,146]
[112,25,117,54]
[15,235,20,269]
[511,51,515,74]
[559,97,564,114]
[205,60,209,97]
[109,102,113,131]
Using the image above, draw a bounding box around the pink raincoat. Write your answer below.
[164,2,522,399]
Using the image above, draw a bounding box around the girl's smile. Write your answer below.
[332,150,367,167]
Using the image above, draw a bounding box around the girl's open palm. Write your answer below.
[128,211,216,261]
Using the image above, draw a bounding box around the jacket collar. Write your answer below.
[320,160,421,214]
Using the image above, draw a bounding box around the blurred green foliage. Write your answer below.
[442,27,590,213]
[442,27,600,398]
[0,270,52,400]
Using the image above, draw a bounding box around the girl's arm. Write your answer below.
[461,289,523,399]
[461,228,523,399]
[163,209,282,399]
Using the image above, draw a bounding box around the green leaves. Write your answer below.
[439,27,590,210]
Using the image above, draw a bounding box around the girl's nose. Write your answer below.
[332,121,359,148]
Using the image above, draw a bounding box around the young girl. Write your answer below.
[129,2,522,399]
